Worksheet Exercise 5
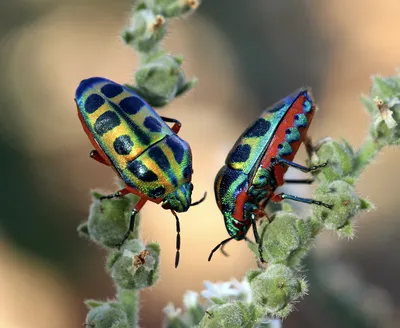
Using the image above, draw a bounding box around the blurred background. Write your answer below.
[1,0,400,327]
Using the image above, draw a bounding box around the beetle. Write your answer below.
[208,88,332,262]
[75,77,206,267]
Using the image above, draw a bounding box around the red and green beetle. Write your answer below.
[209,88,332,262]
[75,77,205,267]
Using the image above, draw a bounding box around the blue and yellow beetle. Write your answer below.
[209,88,332,262]
[75,77,206,267]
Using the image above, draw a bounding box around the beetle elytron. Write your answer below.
[75,77,206,267]
[209,88,332,262]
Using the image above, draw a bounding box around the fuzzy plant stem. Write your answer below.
[79,1,201,327]
[117,215,142,327]
[118,288,140,326]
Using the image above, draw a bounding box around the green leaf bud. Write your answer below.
[199,302,258,328]
[254,212,313,267]
[308,138,355,183]
[108,240,160,290]
[134,0,159,12]
[87,192,134,248]
[156,0,201,18]
[248,264,308,318]
[122,9,167,53]
[85,303,129,328]
[135,52,194,106]
[312,180,361,237]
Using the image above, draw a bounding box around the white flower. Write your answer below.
[183,291,199,309]
[231,277,252,303]
[162,303,182,319]
[374,96,398,129]
[259,318,282,328]
[201,281,239,299]
[378,108,397,129]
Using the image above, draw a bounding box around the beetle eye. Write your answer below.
[162,201,171,209]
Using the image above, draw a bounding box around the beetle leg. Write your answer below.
[223,237,260,260]
[305,136,333,159]
[250,213,265,263]
[248,168,274,200]
[271,192,333,209]
[244,201,258,214]
[208,236,235,261]
[251,167,271,188]
[304,136,315,159]
[220,242,230,257]
[246,226,267,269]
[255,190,268,203]
[160,116,182,134]
[247,186,258,197]
[116,198,148,249]
[90,150,110,166]
[100,188,130,200]
[244,236,254,245]
[205,310,214,319]
[218,235,256,258]
[272,157,327,173]
[284,178,314,184]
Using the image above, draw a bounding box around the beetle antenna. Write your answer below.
[170,210,181,268]
[220,236,256,258]
[208,237,234,261]
[220,235,255,257]
[220,242,230,257]
[191,191,207,206]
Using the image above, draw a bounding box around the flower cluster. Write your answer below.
[163,279,281,328]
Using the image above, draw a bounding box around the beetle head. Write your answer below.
[222,211,248,241]
[162,182,194,212]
